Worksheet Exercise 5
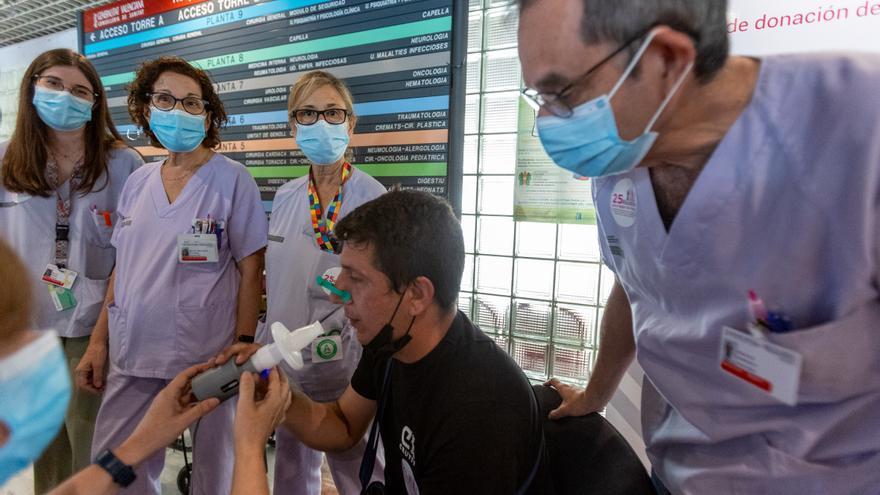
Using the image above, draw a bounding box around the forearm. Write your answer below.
[46,465,117,495]
[235,280,260,338]
[282,389,362,452]
[585,280,636,404]
[235,252,263,339]
[90,270,115,345]
[232,443,270,495]
[47,436,147,495]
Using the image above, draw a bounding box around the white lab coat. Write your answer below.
[0,143,142,337]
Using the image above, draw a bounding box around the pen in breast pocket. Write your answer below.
[765,311,793,333]
[747,290,792,333]
[748,290,768,323]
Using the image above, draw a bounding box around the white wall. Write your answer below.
[729,0,880,55]
[0,28,77,140]
[603,0,880,470]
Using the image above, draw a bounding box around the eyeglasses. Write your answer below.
[290,108,349,126]
[34,75,98,102]
[147,92,209,115]
[521,30,647,118]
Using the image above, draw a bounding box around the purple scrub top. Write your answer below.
[109,153,267,379]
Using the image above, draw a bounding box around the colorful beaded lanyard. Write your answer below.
[308,162,352,253]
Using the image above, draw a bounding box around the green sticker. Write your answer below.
[316,338,338,360]
[48,285,77,311]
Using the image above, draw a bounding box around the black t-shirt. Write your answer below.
[351,311,553,495]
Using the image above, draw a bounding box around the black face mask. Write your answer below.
[363,291,416,359]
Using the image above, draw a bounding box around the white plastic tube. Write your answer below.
[249,321,324,371]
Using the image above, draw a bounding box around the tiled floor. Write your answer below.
[1,443,339,495]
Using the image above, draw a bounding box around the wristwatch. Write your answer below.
[238,334,255,343]
[94,449,136,487]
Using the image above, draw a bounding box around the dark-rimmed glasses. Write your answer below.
[147,92,209,115]
[291,108,349,125]
[521,30,648,118]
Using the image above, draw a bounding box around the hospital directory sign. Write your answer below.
[78,0,465,209]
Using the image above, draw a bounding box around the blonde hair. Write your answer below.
[0,239,32,340]
[288,71,357,162]
[287,70,356,116]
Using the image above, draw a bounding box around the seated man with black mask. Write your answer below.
[226,189,552,495]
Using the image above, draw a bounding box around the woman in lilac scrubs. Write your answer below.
[0,48,142,493]
[76,57,268,494]
[261,70,387,495]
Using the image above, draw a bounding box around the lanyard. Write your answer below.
[359,358,393,494]
[45,153,83,269]
[307,162,352,254]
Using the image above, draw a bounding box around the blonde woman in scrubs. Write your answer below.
[75,56,268,494]
[220,70,386,494]
[0,48,142,493]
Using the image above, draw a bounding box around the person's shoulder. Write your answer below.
[757,53,880,117]
[807,53,880,114]
[211,152,248,175]
[430,314,537,428]
[107,145,144,174]
[0,140,9,159]
[754,53,880,199]
[211,153,262,189]
[351,348,386,401]
[767,52,880,84]
[107,143,142,161]
[350,167,387,197]
[276,175,309,195]
[446,312,532,392]
[454,311,504,348]
[128,160,158,180]
[272,175,309,207]
[120,160,158,192]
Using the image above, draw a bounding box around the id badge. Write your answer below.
[48,284,77,311]
[719,326,802,406]
[42,264,78,289]
[317,267,351,302]
[312,335,343,363]
[177,233,219,263]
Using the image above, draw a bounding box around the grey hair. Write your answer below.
[519,0,730,81]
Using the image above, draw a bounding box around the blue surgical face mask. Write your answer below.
[295,120,350,165]
[149,107,207,153]
[0,331,71,485]
[536,31,693,178]
[32,86,93,132]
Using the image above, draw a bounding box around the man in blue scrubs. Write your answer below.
[517,0,880,493]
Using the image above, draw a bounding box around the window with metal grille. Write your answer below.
[460,0,611,386]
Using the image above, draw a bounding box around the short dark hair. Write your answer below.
[518,0,729,82]
[335,190,464,309]
[127,56,227,149]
